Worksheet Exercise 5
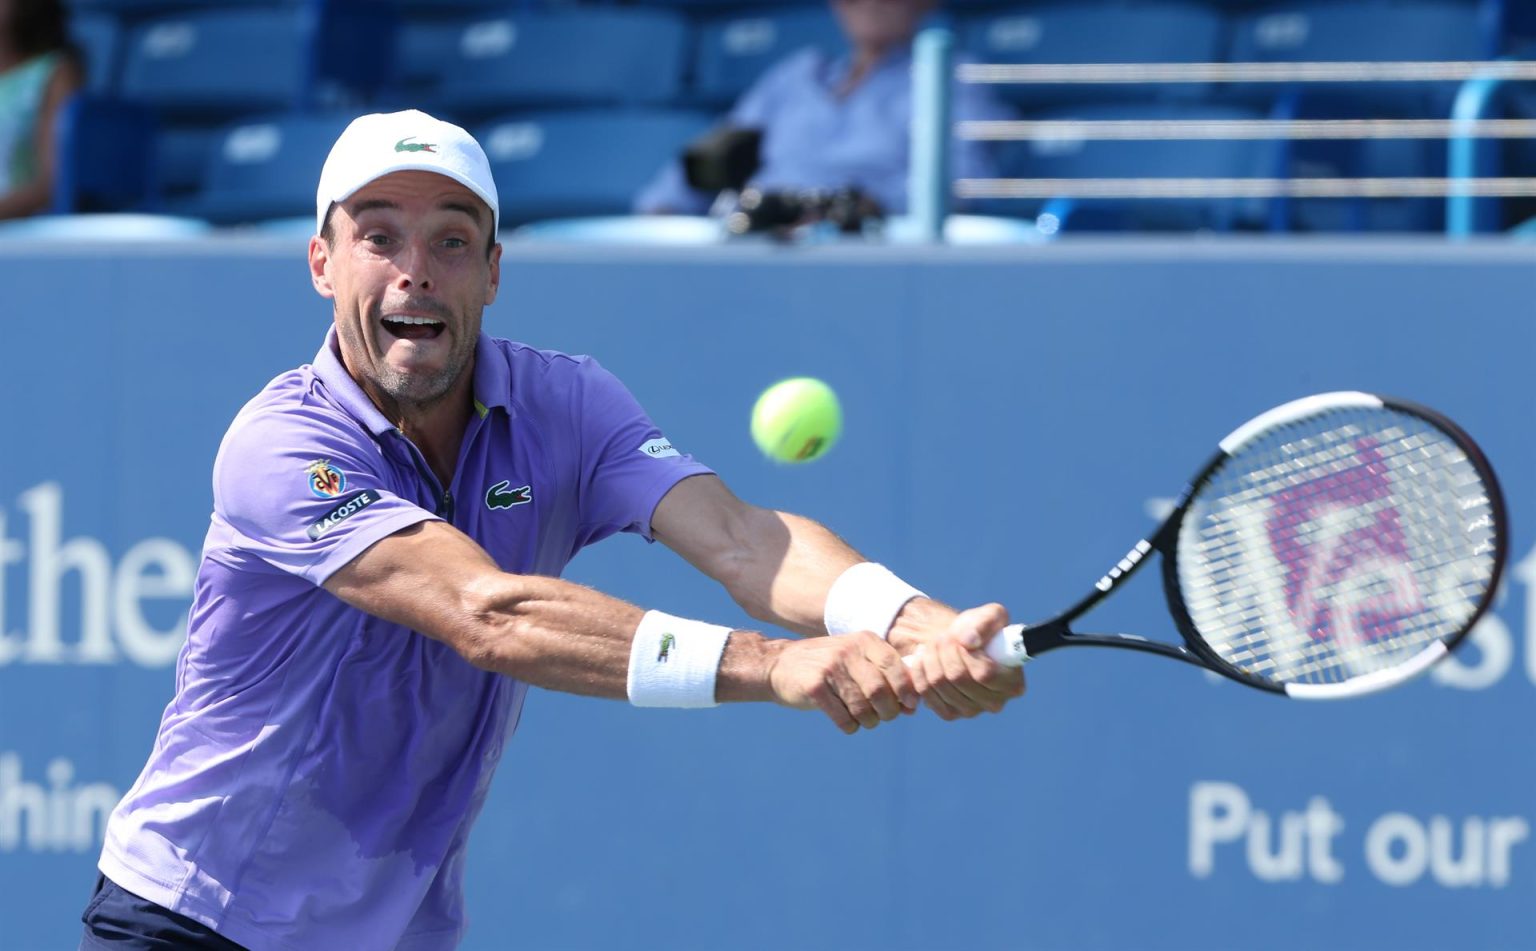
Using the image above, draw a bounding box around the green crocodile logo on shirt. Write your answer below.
[395,137,438,153]
[485,480,532,510]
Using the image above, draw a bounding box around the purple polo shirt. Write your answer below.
[99,329,712,951]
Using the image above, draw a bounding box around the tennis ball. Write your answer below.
[751,377,842,463]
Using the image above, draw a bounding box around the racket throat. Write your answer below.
[1027,621,1208,669]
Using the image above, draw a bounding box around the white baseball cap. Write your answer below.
[315,109,500,236]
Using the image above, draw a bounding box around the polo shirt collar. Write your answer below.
[311,327,513,437]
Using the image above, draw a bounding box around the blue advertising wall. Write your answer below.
[0,237,1532,950]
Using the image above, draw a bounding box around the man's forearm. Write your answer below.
[721,509,866,636]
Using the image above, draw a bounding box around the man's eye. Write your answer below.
[366,234,391,247]
[443,237,467,249]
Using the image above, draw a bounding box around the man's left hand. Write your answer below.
[889,601,1026,720]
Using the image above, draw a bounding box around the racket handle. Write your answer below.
[984,623,1030,667]
[900,622,1030,668]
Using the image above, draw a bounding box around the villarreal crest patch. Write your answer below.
[306,459,347,498]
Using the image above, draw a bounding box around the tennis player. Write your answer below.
[78,110,1023,951]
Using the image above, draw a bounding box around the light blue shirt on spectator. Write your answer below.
[634,47,1012,215]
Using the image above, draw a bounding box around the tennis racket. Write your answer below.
[980,391,1506,699]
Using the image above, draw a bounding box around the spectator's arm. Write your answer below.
[0,55,84,220]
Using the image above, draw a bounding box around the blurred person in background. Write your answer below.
[0,0,82,220]
[634,0,1008,222]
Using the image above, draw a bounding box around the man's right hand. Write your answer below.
[763,633,919,734]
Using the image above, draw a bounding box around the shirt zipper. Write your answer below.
[395,433,455,522]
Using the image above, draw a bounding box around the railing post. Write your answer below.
[1447,69,1508,238]
[909,28,954,244]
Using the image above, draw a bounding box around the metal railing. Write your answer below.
[908,28,1536,241]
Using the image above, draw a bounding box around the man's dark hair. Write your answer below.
[320,202,498,258]
[10,0,72,60]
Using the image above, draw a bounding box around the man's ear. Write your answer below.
[484,242,502,308]
[309,235,336,299]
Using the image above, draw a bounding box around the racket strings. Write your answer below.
[1176,408,1498,687]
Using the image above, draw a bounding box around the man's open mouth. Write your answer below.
[382,316,445,340]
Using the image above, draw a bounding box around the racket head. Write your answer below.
[1159,392,1506,699]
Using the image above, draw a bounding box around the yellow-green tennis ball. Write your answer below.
[751,377,842,463]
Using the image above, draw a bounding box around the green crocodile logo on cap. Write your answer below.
[395,137,438,153]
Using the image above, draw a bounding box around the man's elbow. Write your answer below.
[447,574,536,674]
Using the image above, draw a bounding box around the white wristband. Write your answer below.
[627,610,732,708]
[824,562,926,639]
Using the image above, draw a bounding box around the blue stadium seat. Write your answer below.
[432,9,690,116]
[118,3,389,119]
[626,0,822,6]
[1274,95,1447,232]
[478,110,713,225]
[51,95,157,213]
[67,0,286,8]
[390,17,464,105]
[959,1,1226,106]
[1227,1,1486,232]
[690,6,844,106]
[178,113,354,225]
[68,12,121,95]
[1001,101,1282,231]
[120,8,315,118]
[1228,1,1495,113]
[153,125,223,202]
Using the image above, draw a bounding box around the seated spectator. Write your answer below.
[634,0,1007,219]
[0,0,83,220]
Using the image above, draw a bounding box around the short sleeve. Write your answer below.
[213,399,439,586]
[571,358,713,542]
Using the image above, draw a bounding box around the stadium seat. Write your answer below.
[690,6,845,106]
[68,12,121,95]
[390,17,464,106]
[629,0,821,7]
[117,2,389,119]
[1275,96,1447,232]
[431,9,690,117]
[478,109,713,225]
[120,8,314,117]
[176,113,354,225]
[999,101,1283,231]
[958,1,1226,106]
[66,0,296,10]
[1226,2,1486,232]
[50,95,157,213]
[1227,1,1495,113]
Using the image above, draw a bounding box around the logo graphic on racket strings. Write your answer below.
[658,633,675,663]
[1265,439,1424,647]
[306,460,347,499]
[485,480,532,510]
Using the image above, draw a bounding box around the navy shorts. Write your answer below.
[79,874,248,950]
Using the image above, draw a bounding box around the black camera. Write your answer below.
[725,187,882,235]
[681,125,883,237]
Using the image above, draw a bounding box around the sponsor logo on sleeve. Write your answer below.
[307,490,382,540]
[485,480,533,510]
[306,459,348,499]
[638,438,679,459]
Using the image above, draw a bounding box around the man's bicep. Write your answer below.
[322,519,505,654]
